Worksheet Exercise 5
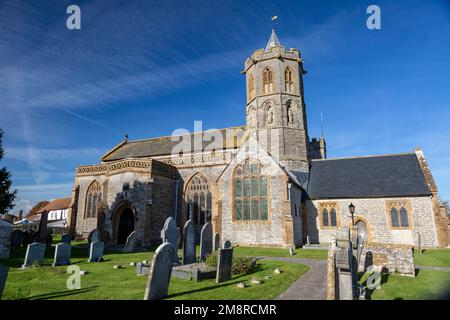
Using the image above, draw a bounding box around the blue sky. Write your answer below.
[1,0,449,214]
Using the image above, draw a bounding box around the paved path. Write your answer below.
[255,256,327,300]
[416,265,450,272]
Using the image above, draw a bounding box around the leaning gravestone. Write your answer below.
[22,242,46,268]
[61,233,72,244]
[88,229,100,243]
[143,242,176,300]
[214,233,220,251]
[199,222,212,261]
[160,217,179,264]
[216,240,233,283]
[183,219,196,265]
[123,231,137,253]
[0,220,12,259]
[52,243,71,266]
[37,211,49,243]
[88,241,104,262]
[10,230,23,247]
[0,265,9,300]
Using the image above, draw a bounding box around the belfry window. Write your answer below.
[387,201,411,229]
[85,181,101,218]
[320,203,338,228]
[233,160,269,222]
[284,67,294,93]
[263,67,273,94]
[248,74,255,100]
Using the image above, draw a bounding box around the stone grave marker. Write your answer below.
[160,217,179,264]
[88,229,100,243]
[46,234,53,247]
[0,220,12,259]
[216,241,233,283]
[10,230,23,247]
[0,265,9,300]
[182,219,196,265]
[22,242,46,268]
[52,242,71,266]
[88,241,104,262]
[223,240,232,249]
[123,231,137,253]
[199,222,212,261]
[214,233,220,251]
[61,233,72,244]
[143,242,176,300]
[37,211,48,243]
[177,227,182,249]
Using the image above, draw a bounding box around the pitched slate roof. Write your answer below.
[38,198,72,213]
[307,153,431,199]
[102,126,246,161]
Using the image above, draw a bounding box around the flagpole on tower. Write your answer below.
[271,15,278,31]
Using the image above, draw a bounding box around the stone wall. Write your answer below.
[306,196,438,248]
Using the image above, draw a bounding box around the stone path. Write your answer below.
[416,265,450,272]
[256,256,327,300]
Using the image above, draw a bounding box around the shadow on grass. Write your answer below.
[167,279,249,299]
[363,272,390,300]
[20,286,99,300]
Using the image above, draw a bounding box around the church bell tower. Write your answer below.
[242,30,310,182]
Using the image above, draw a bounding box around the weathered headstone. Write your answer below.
[88,229,100,243]
[0,265,9,300]
[0,220,12,259]
[223,240,232,249]
[37,211,48,243]
[61,233,72,244]
[199,222,212,261]
[22,242,46,268]
[88,241,104,262]
[10,230,23,247]
[216,242,233,283]
[46,234,53,247]
[160,217,179,264]
[123,231,137,253]
[52,242,71,266]
[183,219,196,265]
[143,242,176,300]
[214,232,220,251]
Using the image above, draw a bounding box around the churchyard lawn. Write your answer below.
[0,246,308,300]
[413,248,450,268]
[233,246,328,260]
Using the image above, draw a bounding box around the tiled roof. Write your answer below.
[307,153,432,199]
[38,198,72,213]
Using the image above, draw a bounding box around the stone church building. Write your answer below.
[68,31,448,249]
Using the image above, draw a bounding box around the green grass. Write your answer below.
[414,249,450,268]
[1,247,308,300]
[233,246,328,260]
[360,269,450,300]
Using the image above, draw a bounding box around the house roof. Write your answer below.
[101,126,246,161]
[307,153,432,199]
[38,198,72,213]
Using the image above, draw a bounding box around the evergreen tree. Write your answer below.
[0,129,16,214]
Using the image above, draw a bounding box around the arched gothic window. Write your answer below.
[186,174,212,225]
[233,160,269,222]
[85,181,101,218]
[263,67,273,94]
[248,74,255,101]
[387,201,411,229]
[284,67,294,93]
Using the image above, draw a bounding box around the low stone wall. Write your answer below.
[326,244,337,300]
[360,242,415,276]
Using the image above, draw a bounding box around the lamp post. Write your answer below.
[348,203,356,226]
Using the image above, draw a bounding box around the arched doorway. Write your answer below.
[112,203,135,245]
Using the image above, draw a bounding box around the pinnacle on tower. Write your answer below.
[265,29,282,51]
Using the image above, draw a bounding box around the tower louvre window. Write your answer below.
[284,67,294,93]
[263,67,273,94]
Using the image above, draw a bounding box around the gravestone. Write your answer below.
[177,227,182,249]
[88,229,100,243]
[123,231,137,253]
[0,220,12,259]
[182,219,196,265]
[100,230,110,248]
[223,240,232,249]
[160,217,179,264]
[52,242,71,266]
[10,230,23,247]
[88,241,104,262]
[214,233,220,251]
[199,222,212,261]
[37,211,48,243]
[216,242,233,283]
[46,234,53,247]
[143,242,176,300]
[22,242,46,268]
[61,233,72,244]
[0,265,9,300]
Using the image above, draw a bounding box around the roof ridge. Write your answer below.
[311,152,416,162]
